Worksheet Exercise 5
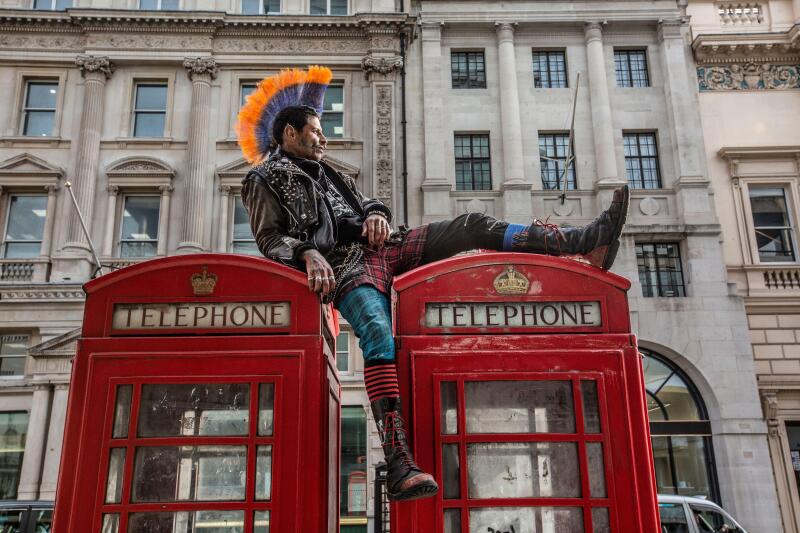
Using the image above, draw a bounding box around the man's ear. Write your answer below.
[283,123,296,141]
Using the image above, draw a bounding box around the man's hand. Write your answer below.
[362,214,391,248]
[301,249,335,297]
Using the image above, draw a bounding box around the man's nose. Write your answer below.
[319,133,327,146]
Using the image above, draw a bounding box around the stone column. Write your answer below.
[178,57,218,254]
[38,383,69,500]
[101,185,119,257]
[362,54,403,215]
[496,22,532,223]
[419,21,451,223]
[658,21,714,224]
[57,56,114,280]
[584,23,619,186]
[157,185,173,256]
[17,384,52,499]
[216,185,231,252]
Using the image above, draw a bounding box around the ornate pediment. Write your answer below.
[216,155,361,187]
[106,156,175,187]
[323,155,361,179]
[0,153,63,188]
[28,327,81,359]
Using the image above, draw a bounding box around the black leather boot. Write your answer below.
[513,185,629,270]
[370,397,439,502]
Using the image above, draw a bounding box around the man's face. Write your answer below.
[282,115,327,161]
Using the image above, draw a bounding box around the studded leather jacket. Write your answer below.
[241,148,392,268]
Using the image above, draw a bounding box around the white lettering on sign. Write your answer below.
[112,302,291,330]
[425,301,601,329]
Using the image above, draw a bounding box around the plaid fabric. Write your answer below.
[341,226,429,299]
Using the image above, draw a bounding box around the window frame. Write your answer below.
[450,50,487,90]
[230,194,259,256]
[0,335,30,379]
[624,131,663,189]
[321,82,345,139]
[309,0,348,15]
[635,241,687,298]
[32,0,70,9]
[742,182,799,265]
[117,193,162,259]
[532,49,568,89]
[137,0,180,9]
[131,82,169,139]
[19,79,59,138]
[538,131,577,190]
[642,348,720,504]
[1,193,48,259]
[240,0,280,14]
[335,331,351,374]
[453,133,492,192]
[0,410,29,499]
[614,48,651,88]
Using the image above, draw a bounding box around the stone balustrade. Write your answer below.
[0,258,50,283]
[743,265,800,295]
[718,3,764,25]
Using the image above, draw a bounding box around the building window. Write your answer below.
[538,133,576,190]
[336,332,350,373]
[636,243,686,297]
[749,187,796,263]
[624,132,661,189]
[232,195,258,255]
[21,81,58,137]
[454,134,491,191]
[644,349,718,502]
[132,83,168,138]
[340,406,367,529]
[0,336,28,378]
[242,0,279,13]
[119,196,160,258]
[0,411,29,499]
[32,0,70,9]
[2,195,47,259]
[614,49,650,87]
[310,0,346,15]
[139,0,179,8]
[322,84,344,138]
[451,51,486,89]
[240,83,258,107]
[532,50,567,88]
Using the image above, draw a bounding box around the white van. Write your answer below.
[658,494,747,533]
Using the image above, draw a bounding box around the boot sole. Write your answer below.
[388,480,440,502]
[601,185,630,270]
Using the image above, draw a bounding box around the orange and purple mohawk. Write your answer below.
[236,65,333,164]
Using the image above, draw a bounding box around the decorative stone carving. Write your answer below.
[374,85,394,203]
[183,57,218,81]
[75,55,115,79]
[639,196,661,216]
[552,200,573,217]
[0,34,87,50]
[762,392,780,438]
[86,34,213,51]
[214,38,368,55]
[698,63,800,90]
[361,55,403,79]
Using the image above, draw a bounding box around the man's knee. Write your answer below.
[358,311,395,363]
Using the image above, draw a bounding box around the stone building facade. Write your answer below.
[401,0,782,530]
[0,0,790,531]
[0,2,410,530]
[687,0,800,531]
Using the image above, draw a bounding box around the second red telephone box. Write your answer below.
[391,253,659,533]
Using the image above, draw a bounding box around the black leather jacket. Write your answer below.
[241,148,392,267]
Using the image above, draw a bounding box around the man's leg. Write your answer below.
[337,285,439,501]
[422,185,630,269]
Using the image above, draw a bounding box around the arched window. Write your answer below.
[643,349,720,501]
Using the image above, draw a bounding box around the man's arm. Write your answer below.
[241,177,314,266]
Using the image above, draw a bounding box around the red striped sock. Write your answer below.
[364,363,400,402]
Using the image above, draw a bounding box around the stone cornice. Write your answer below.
[692,24,800,64]
[718,146,800,161]
[0,9,415,36]
[416,8,681,25]
[0,284,85,302]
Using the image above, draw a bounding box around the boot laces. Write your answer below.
[384,412,415,469]
[533,217,565,254]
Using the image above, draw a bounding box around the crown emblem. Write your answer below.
[191,266,218,296]
[493,266,530,295]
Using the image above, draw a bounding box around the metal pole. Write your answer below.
[64,181,104,277]
[560,71,581,204]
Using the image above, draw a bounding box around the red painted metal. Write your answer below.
[391,253,660,533]
[53,254,340,533]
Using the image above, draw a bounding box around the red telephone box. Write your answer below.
[391,253,659,533]
[53,254,340,533]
